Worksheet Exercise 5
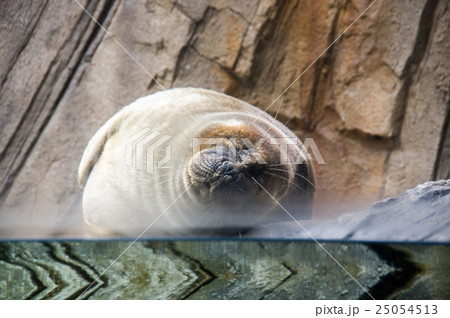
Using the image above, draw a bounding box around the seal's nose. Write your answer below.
[217,161,235,182]
[216,160,263,185]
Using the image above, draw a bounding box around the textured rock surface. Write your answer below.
[249,180,450,242]
[1,240,448,299]
[0,0,449,231]
[383,0,450,197]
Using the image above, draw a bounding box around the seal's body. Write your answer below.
[78,88,314,236]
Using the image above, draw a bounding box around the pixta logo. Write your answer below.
[126,128,326,175]
[192,137,325,165]
[125,127,171,174]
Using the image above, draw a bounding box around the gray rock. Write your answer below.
[248,180,450,242]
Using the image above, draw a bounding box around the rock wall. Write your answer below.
[0,0,449,227]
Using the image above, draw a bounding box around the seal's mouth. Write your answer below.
[187,146,265,201]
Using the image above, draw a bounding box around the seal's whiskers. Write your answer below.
[267,167,316,190]
[264,171,306,193]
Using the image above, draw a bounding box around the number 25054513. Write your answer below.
[376,305,438,315]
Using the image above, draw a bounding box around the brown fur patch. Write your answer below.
[196,122,282,164]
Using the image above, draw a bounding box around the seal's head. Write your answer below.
[184,120,314,230]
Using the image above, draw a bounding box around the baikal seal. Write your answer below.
[78,88,315,236]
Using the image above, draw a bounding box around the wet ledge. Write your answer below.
[0,240,449,299]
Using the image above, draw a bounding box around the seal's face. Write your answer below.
[185,122,296,219]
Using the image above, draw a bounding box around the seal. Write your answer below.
[78,87,315,236]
